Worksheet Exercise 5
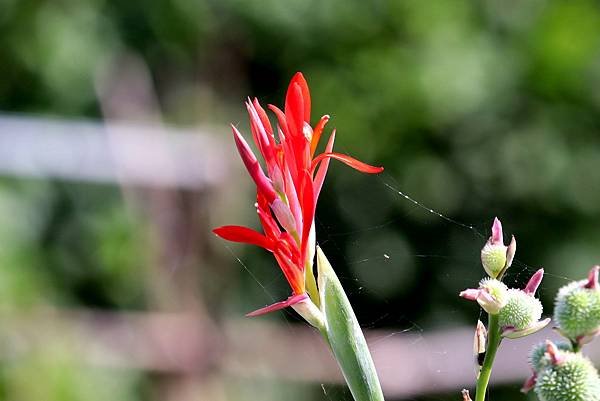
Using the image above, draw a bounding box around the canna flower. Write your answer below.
[213,73,383,324]
[480,217,516,279]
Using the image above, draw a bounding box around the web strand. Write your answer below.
[378,173,485,240]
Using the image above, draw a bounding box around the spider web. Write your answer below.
[220,169,582,401]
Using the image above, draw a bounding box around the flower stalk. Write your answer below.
[460,218,548,400]
[474,313,501,401]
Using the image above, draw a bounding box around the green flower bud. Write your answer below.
[459,279,508,315]
[529,341,572,373]
[481,244,507,278]
[480,218,516,278]
[498,289,543,331]
[479,278,509,314]
[554,269,600,342]
[534,351,600,401]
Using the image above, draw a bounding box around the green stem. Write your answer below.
[475,314,502,401]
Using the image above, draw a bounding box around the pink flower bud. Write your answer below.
[521,371,537,393]
[460,279,508,315]
[584,265,599,290]
[524,269,544,296]
[545,340,567,365]
[491,217,503,245]
[481,217,516,279]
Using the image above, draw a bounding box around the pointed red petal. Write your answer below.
[268,104,289,138]
[289,72,311,122]
[253,98,273,136]
[213,225,274,251]
[282,163,302,235]
[246,293,308,317]
[313,130,336,203]
[285,82,304,138]
[310,115,330,157]
[232,125,277,202]
[299,170,315,261]
[246,100,275,165]
[311,152,384,174]
[256,194,281,238]
[257,206,280,238]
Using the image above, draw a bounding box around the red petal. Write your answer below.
[253,98,273,136]
[299,170,315,261]
[311,152,384,174]
[282,163,302,234]
[289,72,311,122]
[256,192,282,238]
[247,101,275,166]
[313,130,336,203]
[285,82,304,138]
[257,207,280,238]
[246,293,308,317]
[232,125,277,202]
[310,115,330,157]
[274,246,305,295]
[213,225,274,251]
[268,104,290,140]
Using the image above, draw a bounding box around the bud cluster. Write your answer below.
[460,218,549,339]
[460,218,600,401]
[524,341,600,401]
[522,267,600,400]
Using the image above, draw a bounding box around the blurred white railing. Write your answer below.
[0,114,229,189]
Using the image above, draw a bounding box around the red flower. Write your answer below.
[213,73,383,317]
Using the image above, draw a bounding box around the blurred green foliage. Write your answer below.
[1,0,600,400]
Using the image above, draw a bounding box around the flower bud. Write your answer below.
[480,218,516,278]
[473,320,487,377]
[534,346,600,401]
[460,279,508,315]
[498,289,545,338]
[481,244,506,279]
[529,341,572,373]
[554,266,600,343]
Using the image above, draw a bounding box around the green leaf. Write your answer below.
[317,246,385,401]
